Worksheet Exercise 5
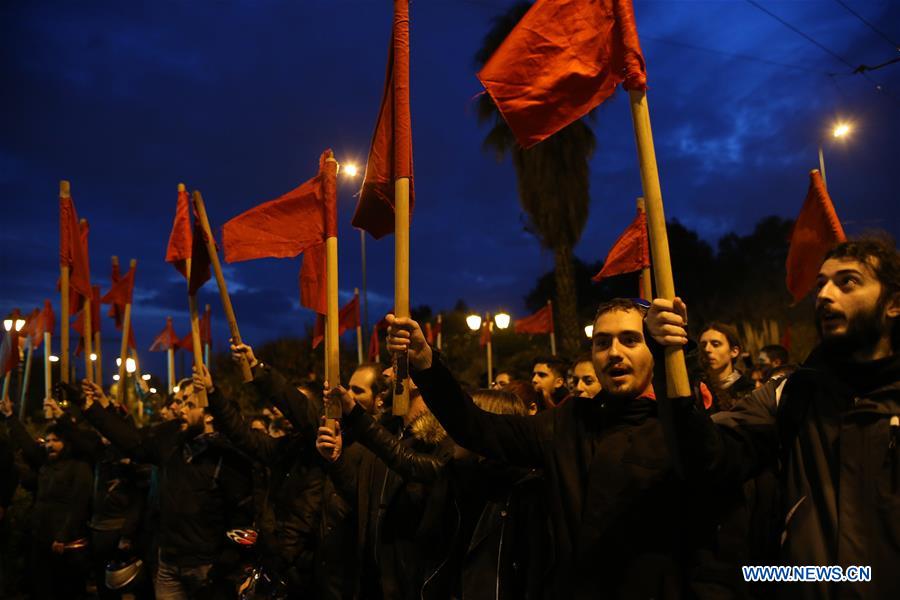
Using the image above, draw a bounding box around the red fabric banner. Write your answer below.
[312,294,361,349]
[478,0,646,148]
[149,317,180,352]
[27,301,55,348]
[592,211,650,282]
[786,170,847,302]
[72,286,102,356]
[101,263,137,349]
[515,304,554,334]
[0,330,18,376]
[352,0,414,240]
[200,306,212,346]
[300,243,327,315]
[368,316,390,362]
[188,221,212,295]
[60,196,92,301]
[166,188,192,278]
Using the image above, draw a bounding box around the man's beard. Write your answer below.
[817,300,886,360]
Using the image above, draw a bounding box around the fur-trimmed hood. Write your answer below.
[408,410,447,446]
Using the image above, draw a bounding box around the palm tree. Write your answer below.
[475,2,596,356]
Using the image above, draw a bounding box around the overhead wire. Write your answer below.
[832,0,899,51]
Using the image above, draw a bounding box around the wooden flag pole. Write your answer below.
[636,197,653,299]
[323,155,341,422]
[354,288,363,365]
[167,340,175,394]
[393,177,411,416]
[79,219,94,384]
[548,300,557,356]
[192,190,253,382]
[116,259,136,405]
[60,181,71,383]
[628,90,690,398]
[486,314,493,388]
[180,185,208,407]
[94,331,103,387]
[204,304,211,367]
[436,313,442,351]
[19,338,33,418]
[43,332,52,401]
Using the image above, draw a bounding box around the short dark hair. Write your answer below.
[572,354,593,369]
[701,322,742,352]
[532,356,568,379]
[594,298,647,323]
[473,389,529,416]
[825,234,900,349]
[354,363,388,397]
[759,344,789,365]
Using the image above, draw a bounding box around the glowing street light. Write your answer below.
[832,123,851,138]
[142,373,151,381]
[149,387,157,394]
[494,313,511,330]
[3,319,25,332]
[172,385,181,393]
[819,120,854,188]
[49,355,60,363]
[89,353,98,361]
[466,314,482,331]
[342,163,359,178]
[112,374,120,382]
[125,358,136,374]
[116,358,122,367]
[584,324,594,339]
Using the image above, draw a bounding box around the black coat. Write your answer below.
[668,348,900,599]
[411,357,690,599]
[84,404,254,566]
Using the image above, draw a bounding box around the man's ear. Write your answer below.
[553,377,565,389]
[885,292,900,319]
[730,346,741,360]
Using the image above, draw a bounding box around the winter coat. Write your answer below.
[411,355,691,599]
[668,347,900,599]
[84,403,254,566]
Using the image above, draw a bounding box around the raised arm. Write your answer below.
[1,398,45,469]
[387,315,550,467]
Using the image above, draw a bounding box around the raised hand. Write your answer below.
[192,364,214,393]
[316,417,342,462]
[323,382,356,416]
[0,397,12,418]
[81,379,110,409]
[645,297,689,347]
[229,339,259,369]
[386,314,432,371]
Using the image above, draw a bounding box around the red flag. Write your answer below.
[28,301,55,348]
[352,0,414,239]
[478,0,647,148]
[166,187,192,278]
[786,170,847,302]
[149,317,180,352]
[177,331,193,352]
[0,330,18,377]
[223,151,336,313]
[188,221,212,295]
[101,263,137,349]
[107,261,124,328]
[200,306,212,346]
[368,316,390,362]
[312,294,361,349]
[515,304,554,334]
[60,196,92,301]
[592,211,650,282]
[72,286,102,356]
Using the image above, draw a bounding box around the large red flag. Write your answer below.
[592,211,650,282]
[0,330,18,377]
[101,263,137,349]
[28,301,55,348]
[20,309,40,346]
[312,294,361,349]
[188,221,212,295]
[786,170,847,302]
[60,196,92,301]
[166,187,192,278]
[149,317,180,352]
[515,304,554,334]
[223,151,336,313]
[72,286,102,356]
[351,0,414,240]
[478,0,647,148]
[200,306,212,346]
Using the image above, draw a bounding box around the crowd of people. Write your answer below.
[1,235,899,599]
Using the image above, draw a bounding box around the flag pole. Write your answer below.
[486,314,493,388]
[192,190,253,382]
[204,304,211,367]
[60,181,71,384]
[19,339,33,418]
[116,259,136,405]
[636,197,653,299]
[361,230,369,344]
[94,331,103,387]
[43,332,51,401]
[324,155,341,423]
[166,316,175,394]
[80,219,94,384]
[548,300,557,356]
[355,288,363,365]
[179,184,208,407]
[393,176,411,416]
[436,313,442,351]
[628,90,690,398]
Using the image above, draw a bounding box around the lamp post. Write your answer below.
[340,163,367,341]
[2,314,25,407]
[818,122,852,188]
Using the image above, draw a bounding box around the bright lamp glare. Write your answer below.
[125,358,136,374]
[584,325,594,339]
[149,387,157,394]
[833,123,851,138]
[173,385,180,393]
[494,313,511,330]
[112,374,120,381]
[466,314,482,331]
[2,320,11,332]
[49,355,60,362]
[14,319,25,332]
[142,373,151,381]
[89,353,97,361]
[343,164,359,177]
[116,358,122,367]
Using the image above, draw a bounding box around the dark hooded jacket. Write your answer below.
[410,354,691,599]
[667,347,900,599]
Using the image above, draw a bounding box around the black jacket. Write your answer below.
[411,357,690,599]
[84,404,254,566]
[668,348,900,599]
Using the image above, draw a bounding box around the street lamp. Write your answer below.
[3,318,25,332]
[584,324,594,339]
[466,314,482,331]
[112,374,120,382]
[341,163,359,178]
[818,121,853,188]
[494,313,511,330]
[116,357,122,367]
[49,355,60,363]
[340,160,369,343]
[125,358,136,374]
[142,373,151,381]
[89,353,97,361]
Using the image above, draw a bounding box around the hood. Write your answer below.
[408,410,447,446]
